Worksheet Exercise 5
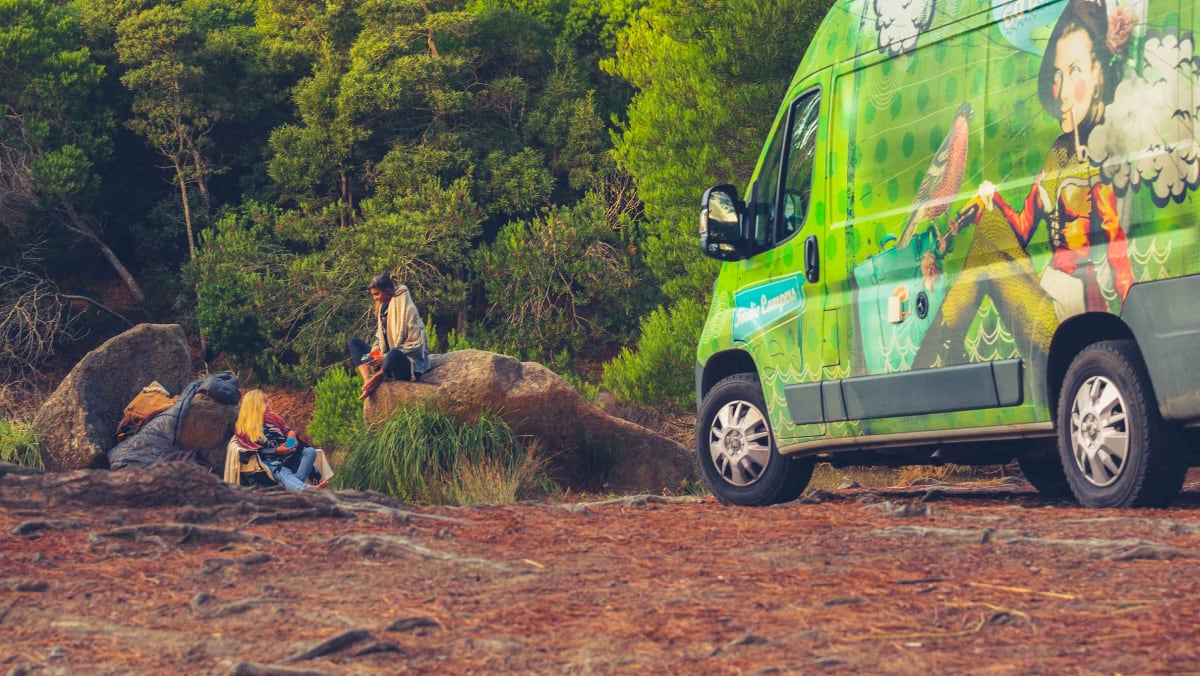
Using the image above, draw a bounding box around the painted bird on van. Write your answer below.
[896,102,974,249]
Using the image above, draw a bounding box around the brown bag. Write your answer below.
[115,382,178,441]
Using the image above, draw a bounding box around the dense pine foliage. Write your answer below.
[1,0,829,407]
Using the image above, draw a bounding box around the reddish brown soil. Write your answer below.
[3,463,1200,674]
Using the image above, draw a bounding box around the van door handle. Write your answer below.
[804,235,819,283]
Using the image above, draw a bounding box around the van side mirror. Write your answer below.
[700,184,748,261]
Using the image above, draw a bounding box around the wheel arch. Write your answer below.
[1047,312,1136,417]
[698,348,758,408]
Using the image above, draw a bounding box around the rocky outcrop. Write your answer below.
[362,350,696,493]
[33,324,193,471]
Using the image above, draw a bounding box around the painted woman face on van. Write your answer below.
[1050,27,1103,135]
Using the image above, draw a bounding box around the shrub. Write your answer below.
[601,296,706,410]
[334,406,546,505]
[473,194,647,365]
[308,367,364,452]
[0,419,43,469]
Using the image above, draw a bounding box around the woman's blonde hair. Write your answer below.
[235,389,267,443]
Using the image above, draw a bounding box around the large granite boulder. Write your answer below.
[34,324,193,471]
[363,350,696,493]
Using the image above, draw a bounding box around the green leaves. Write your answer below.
[474,193,646,362]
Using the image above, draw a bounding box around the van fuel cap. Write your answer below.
[915,291,929,319]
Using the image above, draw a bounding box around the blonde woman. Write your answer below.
[232,390,324,491]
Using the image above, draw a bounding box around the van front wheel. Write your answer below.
[1057,340,1186,508]
[697,373,813,505]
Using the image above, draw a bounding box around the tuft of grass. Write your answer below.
[0,418,43,469]
[333,406,547,505]
[438,442,550,505]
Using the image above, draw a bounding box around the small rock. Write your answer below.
[287,629,371,662]
[891,503,932,518]
[240,553,271,566]
[823,597,862,607]
[908,477,948,486]
[385,617,441,632]
[798,490,834,504]
[47,647,65,660]
[837,480,862,489]
[230,662,334,676]
[728,633,769,647]
[190,593,216,611]
[200,559,227,575]
[11,520,80,537]
[350,640,406,657]
[14,581,49,592]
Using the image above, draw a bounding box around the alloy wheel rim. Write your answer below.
[708,399,772,487]
[1069,375,1130,488]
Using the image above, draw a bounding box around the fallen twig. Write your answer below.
[967,581,1077,600]
[844,613,988,642]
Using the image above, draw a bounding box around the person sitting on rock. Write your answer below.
[348,273,430,400]
[231,390,325,491]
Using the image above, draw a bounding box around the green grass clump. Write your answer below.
[334,406,546,505]
[0,419,43,469]
[308,366,365,452]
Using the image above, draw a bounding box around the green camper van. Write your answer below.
[695,0,1200,508]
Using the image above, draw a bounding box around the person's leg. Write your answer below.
[294,446,316,483]
[348,337,372,380]
[272,464,308,491]
[382,349,413,381]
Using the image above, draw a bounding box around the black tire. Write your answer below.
[1056,340,1186,508]
[1016,441,1071,500]
[696,373,813,506]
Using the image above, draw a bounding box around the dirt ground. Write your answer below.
[4,462,1200,675]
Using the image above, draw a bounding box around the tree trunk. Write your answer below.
[176,161,196,260]
[423,3,440,58]
[173,161,207,354]
[192,148,210,203]
[340,172,349,228]
[65,211,146,304]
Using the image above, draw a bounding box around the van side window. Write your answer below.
[752,89,822,250]
[752,116,788,250]
[779,91,821,241]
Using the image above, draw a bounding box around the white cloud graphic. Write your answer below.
[874,0,935,56]
[1089,30,1200,205]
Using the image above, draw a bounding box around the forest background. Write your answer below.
[0,0,831,416]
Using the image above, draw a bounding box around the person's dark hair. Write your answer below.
[367,274,396,295]
[1038,0,1119,123]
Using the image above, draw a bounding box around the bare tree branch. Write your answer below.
[0,269,80,382]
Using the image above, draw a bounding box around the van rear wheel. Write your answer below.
[1056,340,1186,508]
[697,373,813,505]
